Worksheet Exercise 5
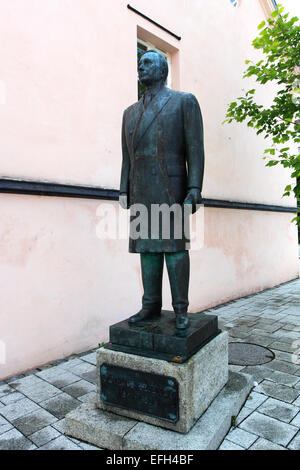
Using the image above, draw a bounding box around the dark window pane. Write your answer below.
[137,42,148,52]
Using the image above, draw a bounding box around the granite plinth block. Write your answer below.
[64,402,136,450]
[96,331,229,434]
[65,371,253,450]
[106,311,219,363]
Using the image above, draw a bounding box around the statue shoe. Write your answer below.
[128,307,161,324]
[175,313,189,330]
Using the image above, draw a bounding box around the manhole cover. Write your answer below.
[228,342,275,366]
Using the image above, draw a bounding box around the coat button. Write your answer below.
[152,169,156,175]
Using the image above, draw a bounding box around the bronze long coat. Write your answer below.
[120,86,204,253]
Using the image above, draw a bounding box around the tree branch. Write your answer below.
[277,116,300,126]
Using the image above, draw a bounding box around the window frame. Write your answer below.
[259,0,278,18]
[137,37,172,90]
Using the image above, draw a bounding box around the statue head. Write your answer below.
[138,50,168,88]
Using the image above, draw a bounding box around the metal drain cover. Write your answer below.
[228,342,275,366]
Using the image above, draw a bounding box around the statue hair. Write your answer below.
[143,49,169,84]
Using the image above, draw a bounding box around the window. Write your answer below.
[137,38,172,100]
[271,0,278,9]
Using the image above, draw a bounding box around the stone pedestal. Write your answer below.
[65,371,253,450]
[97,331,228,434]
[106,310,219,363]
[65,312,254,449]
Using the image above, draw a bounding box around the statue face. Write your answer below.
[138,52,164,87]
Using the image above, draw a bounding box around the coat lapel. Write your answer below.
[133,87,172,151]
[124,100,143,157]
[130,100,144,155]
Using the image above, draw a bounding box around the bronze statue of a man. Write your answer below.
[119,50,204,330]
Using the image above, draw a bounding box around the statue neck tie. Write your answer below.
[143,91,153,108]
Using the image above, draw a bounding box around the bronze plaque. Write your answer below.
[100,363,179,423]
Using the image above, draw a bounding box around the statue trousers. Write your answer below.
[140,251,189,314]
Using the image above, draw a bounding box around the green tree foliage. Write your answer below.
[224,5,300,226]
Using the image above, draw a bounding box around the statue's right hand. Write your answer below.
[119,193,128,209]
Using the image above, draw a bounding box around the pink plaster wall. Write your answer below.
[0,195,297,379]
[0,0,298,379]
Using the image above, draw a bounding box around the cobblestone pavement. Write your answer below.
[0,277,299,450]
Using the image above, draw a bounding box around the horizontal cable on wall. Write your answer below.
[0,178,297,213]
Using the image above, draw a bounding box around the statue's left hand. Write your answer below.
[183,188,202,214]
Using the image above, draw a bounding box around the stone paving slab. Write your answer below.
[234,407,253,426]
[0,428,37,450]
[273,350,296,364]
[288,431,300,450]
[225,427,258,448]
[10,375,61,403]
[0,397,41,421]
[0,384,13,398]
[36,367,81,388]
[38,435,82,450]
[51,418,67,433]
[69,438,101,450]
[264,359,300,376]
[269,342,297,354]
[40,393,81,419]
[55,358,84,371]
[272,330,300,342]
[291,412,300,427]
[62,379,95,399]
[239,411,298,446]
[67,362,96,378]
[240,366,275,384]
[0,416,13,436]
[12,408,58,436]
[78,391,97,403]
[80,352,97,365]
[244,335,273,347]
[243,391,268,410]
[268,370,300,387]
[254,380,300,404]
[218,439,245,450]
[256,398,299,423]
[249,437,287,450]
[81,370,97,385]
[28,425,61,447]
[0,392,24,405]
[294,396,300,407]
